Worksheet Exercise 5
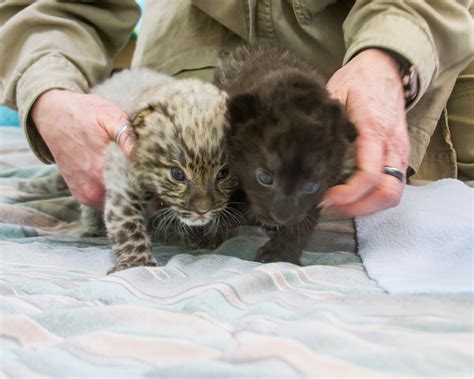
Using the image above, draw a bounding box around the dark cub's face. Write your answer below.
[225,75,356,226]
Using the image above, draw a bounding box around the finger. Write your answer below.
[328,172,404,217]
[105,119,134,156]
[120,132,134,157]
[114,123,134,157]
[82,181,105,210]
[322,126,384,208]
[114,120,134,156]
[97,103,133,153]
[326,76,348,103]
[65,171,105,210]
[326,145,406,217]
[82,189,105,210]
[383,144,408,186]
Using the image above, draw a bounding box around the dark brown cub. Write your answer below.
[214,43,356,264]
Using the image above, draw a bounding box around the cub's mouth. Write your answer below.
[145,195,215,227]
[179,212,213,227]
[167,205,215,227]
[146,201,214,227]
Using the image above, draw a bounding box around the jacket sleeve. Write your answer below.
[342,0,474,108]
[0,1,140,162]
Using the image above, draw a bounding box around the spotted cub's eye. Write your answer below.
[303,182,319,193]
[216,168,229,180]
[171,167,186,181]
[257,169,273,186]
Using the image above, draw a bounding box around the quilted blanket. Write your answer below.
[1,127,472,378]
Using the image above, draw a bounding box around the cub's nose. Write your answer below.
[270,204,294,225]
[194,208,211,216]
[191,198,212,215]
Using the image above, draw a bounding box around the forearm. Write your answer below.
[0,1,139,162]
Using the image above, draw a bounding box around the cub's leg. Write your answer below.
[255,207,321,265]
[104,145,157,274]
[105,188,157,274]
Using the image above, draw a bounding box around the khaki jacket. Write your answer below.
[1,1,473,179]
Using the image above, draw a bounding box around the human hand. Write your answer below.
[322,48,410,216]
[31,89,133,209]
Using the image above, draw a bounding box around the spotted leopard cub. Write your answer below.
[19,69,240,274]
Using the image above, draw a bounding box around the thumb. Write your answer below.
[103,112,134,157]
[92,94,135,156]
[114,123,134,157]
[326,70,349,105]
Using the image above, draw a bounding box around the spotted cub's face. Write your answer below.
[129,79,238,227]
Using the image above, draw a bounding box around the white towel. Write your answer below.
[356,179,473,294]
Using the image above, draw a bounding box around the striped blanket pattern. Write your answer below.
[1,128,472,378]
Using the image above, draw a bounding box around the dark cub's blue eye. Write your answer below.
[257,169,273,186]
[303,182,319,193]
[216,168,229,180]
[171,167,186,181]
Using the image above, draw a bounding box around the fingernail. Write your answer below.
[317,200,333,209]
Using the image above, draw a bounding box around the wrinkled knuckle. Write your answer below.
[359,125,377,138]
[394,127,410,143]
[359,119,387,141]
[400,158,409,171]
[388,144,408,158]
[387,139,410,161]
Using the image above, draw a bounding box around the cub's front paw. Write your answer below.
[255,240,302,265]
[107,257,158,275]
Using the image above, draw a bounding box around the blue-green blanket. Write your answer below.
[1,128,472,378]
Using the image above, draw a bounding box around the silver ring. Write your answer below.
[383,166,404,183]
[115,124,129,145]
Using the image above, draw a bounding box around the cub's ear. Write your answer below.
[129,104,156,139]
[290,78,326,114]
[226,93,259,128]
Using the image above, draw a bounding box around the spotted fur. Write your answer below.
[19,69,240,273]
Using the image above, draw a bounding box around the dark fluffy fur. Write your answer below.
[214,43,356,264]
